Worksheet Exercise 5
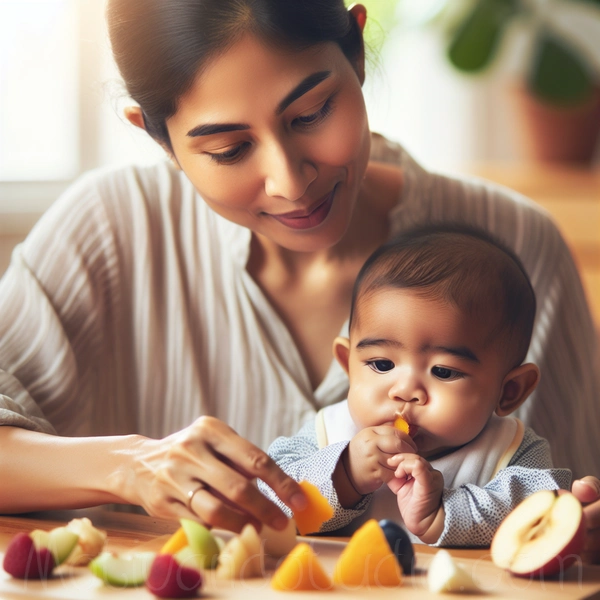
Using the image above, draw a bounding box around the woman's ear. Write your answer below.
[348,3,367,85]
[333,336,351,375]
[496,363,540,417]
[124,106,145,130]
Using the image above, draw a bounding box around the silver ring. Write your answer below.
[187,483,205,512]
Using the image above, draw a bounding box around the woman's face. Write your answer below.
[166,33,371,253]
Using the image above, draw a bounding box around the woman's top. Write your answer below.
[0,134,598,478]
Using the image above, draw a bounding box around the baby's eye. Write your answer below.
[432,366,463,380]
[367,359,395,373]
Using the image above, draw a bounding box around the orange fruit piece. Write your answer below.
[271,542,333,591]
[160,527,188,555]
[394,415,414,437]
[333,519,402,588]
[293,481,334,536]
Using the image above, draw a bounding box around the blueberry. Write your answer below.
[379,519,415,574]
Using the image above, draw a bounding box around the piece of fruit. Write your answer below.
[260,518,297,557]
[293,481,334,535]
[89,551,156,587]
[427,549,480,593]
[491,490,586,577]
[146,550,203,599]
[215,524,263,580]
[271,542,333,591]
[393,414,416,437]
[179,518,220,569]
[2,532,56,580]
[378,519,415,574]
[64,517,107,566]
[2,525,80,580]
[333,519,402,588]
[160,526,188,556]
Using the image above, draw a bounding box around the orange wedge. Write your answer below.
[160,527,188,555]
[293,481,334,536]
[394,415,415,437]
[271,542,333,591]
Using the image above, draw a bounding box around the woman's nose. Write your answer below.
[263,140,317,201]
[389,373,427,405]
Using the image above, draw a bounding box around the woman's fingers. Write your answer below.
[572,477,600,507]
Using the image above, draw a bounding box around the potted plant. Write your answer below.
[405,0,600,163]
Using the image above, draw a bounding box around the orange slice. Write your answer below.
[293,481,334,536]
[394,415,415,437]
[160,527,188,555]
[271,542,333,591]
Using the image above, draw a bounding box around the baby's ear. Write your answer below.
[333,336,351,374]
[496,363,540,417]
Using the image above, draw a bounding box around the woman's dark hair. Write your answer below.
[106,0,362,151]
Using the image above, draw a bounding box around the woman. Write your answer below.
[0,0,598,558]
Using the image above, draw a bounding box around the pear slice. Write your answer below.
[30,527,79,566]
[427,549,480,593]
[89,551,156,587]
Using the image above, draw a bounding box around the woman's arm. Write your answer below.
[0,419,307,533]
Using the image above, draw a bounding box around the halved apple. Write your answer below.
[89,551,156,587]
[427,549,480,593]
[491,490,586,577]
[3,526,79,579]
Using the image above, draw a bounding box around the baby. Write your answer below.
[260,224,571,546]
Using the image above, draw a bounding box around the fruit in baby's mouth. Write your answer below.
[427,549,481,593]
[146,549,203,598]
[89,551,156,587]
[378,519,415,574]
[271,542,333,591]
[293,480,334,535]
[491,490,585,577]
[333,519,402,587]
[3,526,79,579]
[394,415,415,437]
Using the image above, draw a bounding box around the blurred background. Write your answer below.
[0,0,599,324]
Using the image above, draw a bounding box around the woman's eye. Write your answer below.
[206,142,250,165]
[293,98,334,129]
[367,359,395,373]
[432,366,463,380]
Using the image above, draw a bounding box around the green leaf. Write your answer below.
[447,0,518,72]
[528,30,594,105]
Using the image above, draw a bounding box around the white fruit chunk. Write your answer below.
[30,527,79,566]
[64,518,107,566]
[427,549,480,594]
[215,526,263,581]
[260,518,297,557]
[491,490,585,577]
[89,551,156,587]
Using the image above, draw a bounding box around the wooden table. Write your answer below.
[1,509,600,599]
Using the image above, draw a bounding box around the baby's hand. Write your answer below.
[346,426,417,496]
[387,454,444,541]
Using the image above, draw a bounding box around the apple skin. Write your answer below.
[146,553,203,599]
[491,490,586,578]
[3,532,56,580]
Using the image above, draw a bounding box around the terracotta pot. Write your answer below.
[508,84,600,164]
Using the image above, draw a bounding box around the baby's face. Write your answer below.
[345,288,510,459]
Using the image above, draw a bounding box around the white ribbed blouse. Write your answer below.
[0,135,598,478]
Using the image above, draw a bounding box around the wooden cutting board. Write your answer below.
[1,511,599,599]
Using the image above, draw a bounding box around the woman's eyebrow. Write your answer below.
[186,70,332,138]
[276,70,332,115]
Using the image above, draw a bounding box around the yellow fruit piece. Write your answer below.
[394,415,415,437]
[294,481,334,536]
[271,543,333,591]
[333,519,402,588]
[160,527,188,555]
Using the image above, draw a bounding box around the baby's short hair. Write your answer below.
[350,224,536,368]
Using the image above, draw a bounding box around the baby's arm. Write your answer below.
[387,454,445,543]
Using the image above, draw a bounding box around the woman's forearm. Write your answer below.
[0,426,146,513]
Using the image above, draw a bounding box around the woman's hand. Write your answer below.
[125,416,307,533]
[571,476,600,564]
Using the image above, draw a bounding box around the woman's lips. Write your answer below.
[269,186,336,230]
